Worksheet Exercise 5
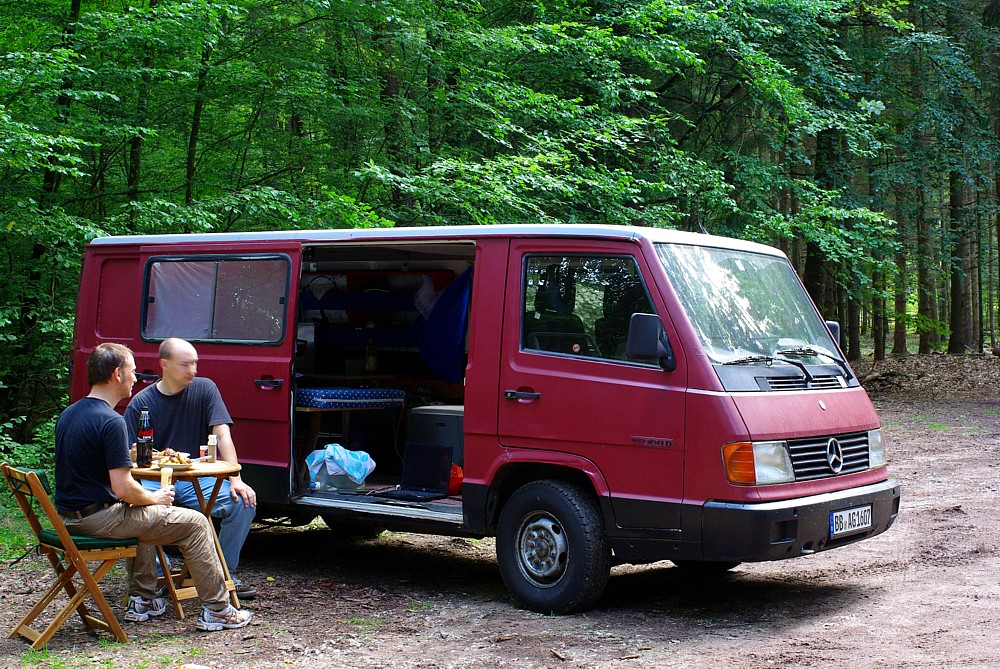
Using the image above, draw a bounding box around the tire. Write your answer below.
[496,480,610,614]
[670,560,741,574]
[320,514,384,540]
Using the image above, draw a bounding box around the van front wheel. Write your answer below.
[496,480,610,614]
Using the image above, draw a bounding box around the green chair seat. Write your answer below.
[39,529,139,551]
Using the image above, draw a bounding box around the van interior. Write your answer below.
[292,241,475,511]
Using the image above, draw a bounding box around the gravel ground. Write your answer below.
[1,354,997,668]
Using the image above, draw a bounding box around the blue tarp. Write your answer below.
[416,267,473,384]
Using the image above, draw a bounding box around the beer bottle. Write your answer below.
[136,405,154,467]
[365,338,377,375]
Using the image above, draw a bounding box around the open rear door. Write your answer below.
[137,241,301,501]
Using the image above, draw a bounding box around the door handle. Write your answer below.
[504,389,541,400]
[254,378,284,389]
[136,372,158,384]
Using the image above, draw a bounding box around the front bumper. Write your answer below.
[701,479,901,562]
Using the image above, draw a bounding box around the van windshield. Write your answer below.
[656,244,839,365]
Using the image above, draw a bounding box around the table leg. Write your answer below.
[201,477,241,609]
[163,476,241,611]
[157,546,185,620]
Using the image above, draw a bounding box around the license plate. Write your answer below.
[829,505,873,537]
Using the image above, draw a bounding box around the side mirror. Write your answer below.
[825,320,841,347]
[626,313,676,372]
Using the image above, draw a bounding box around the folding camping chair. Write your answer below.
[1,463,138,648]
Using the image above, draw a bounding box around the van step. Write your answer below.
[293,495,463,524]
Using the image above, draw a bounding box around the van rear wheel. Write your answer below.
[496,480,610,614]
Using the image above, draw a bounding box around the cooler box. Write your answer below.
[408,405,464,465]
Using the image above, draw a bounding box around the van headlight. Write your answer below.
[722,441,795,485]
[869,428,886,468]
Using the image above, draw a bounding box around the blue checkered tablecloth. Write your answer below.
[296,387,405,409]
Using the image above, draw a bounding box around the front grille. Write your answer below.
[764,374,844,391]
[787,432,870,481]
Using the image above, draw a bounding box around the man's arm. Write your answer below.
[108,468,174,506]
[212,423,257,508]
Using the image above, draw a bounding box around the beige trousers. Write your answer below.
[64,502,228,610]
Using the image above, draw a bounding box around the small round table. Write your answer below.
[131,461,242,617]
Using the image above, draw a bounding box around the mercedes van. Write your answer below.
[72,224,900,613]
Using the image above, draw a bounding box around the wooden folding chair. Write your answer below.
[1,463,138,649]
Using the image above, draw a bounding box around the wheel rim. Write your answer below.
[515,512,569,588]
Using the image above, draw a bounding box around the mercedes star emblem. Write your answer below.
[826,438,844,474]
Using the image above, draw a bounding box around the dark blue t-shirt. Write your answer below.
[124,377,232,455]
[54,397,133,511]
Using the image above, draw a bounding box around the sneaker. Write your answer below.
[233,577,257,601]
[196,605,252,631]
[124,595,167,622]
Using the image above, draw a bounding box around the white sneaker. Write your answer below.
[196,605,252,631]
[124,595,167,622]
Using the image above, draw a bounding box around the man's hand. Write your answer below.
[230,477,257,508]
[153,485,175,506]
[110,467,171,506]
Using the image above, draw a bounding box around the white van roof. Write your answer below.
[89,223,783,256]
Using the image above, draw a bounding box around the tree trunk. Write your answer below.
[39,0,82,208]
[186,41,212,206]
[847,293,861,361]
[127,0,157,212]
[916,186,933,354]
[806,127,848,317]
[892,249,909,355]
[873,268,886,360]
[993,171,1000,351]
[11,0,83,440]
[947,171,968,354]
[375,20,408,220]
[975,219,983,352]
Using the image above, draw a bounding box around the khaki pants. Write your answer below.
[64,503,228,610]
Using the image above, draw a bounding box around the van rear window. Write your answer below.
[143,255,290,344]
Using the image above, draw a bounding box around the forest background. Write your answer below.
[2,0,1000,451]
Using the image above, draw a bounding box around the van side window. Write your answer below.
[143,255,289,343]
[522,256,654,361]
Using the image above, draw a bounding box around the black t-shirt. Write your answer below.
[124,377,232,455]
[54,397,133,511]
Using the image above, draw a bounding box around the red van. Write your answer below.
[72,224,900,613]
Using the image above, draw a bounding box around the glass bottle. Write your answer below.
[136,405,154,468]
[365,338,377,375]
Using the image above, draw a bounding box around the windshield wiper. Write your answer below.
[775,347,854,382]
[722,354,813,382]
[722,355,774,366]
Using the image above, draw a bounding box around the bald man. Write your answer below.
[125,338,257,600]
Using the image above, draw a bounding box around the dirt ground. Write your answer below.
[1,354,998,668]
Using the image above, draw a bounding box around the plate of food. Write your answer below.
[154,461,194,471]
[153,448,194,469]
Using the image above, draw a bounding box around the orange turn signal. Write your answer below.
[722,442,756,485]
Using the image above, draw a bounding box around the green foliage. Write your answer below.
[1,0,999,435]
[1,416,51,474]
[0,416,47,560]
